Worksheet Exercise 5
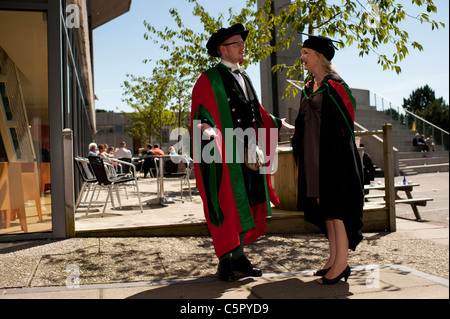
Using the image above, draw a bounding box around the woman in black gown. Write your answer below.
[292,35,364,285]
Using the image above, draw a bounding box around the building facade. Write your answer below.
[95,111,177,154]
[0,0,131,240]
[257,0,302,127]
[95,112,134,153]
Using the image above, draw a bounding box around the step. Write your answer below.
[398,151,449,159]
[402,163,449,174]
[75,205,395,236]
[355,103,449,172]
[355,104,373,110]
[399,157,449,166]
[402,171,418,176]
[397,146,425,152]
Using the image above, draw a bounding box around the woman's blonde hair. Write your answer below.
[314,51,339,76]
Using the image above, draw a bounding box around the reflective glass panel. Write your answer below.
[0,10,51,235]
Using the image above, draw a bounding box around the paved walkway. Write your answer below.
[0,217,447,300]
[0,173,448,301]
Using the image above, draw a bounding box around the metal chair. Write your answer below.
[75,156,124,213]
[74,157,98,210]
[87,156,143,216]
[118,157,134,176]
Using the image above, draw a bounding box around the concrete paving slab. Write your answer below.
[396,219,445,230]
[1,264,447,299]
[244,275,351,299]
[406,228,449,241]
[378,268,440,288]
[0,287,101,299]
[346,285,449,299]
[105,280,251,299]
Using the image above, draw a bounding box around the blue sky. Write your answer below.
[93,0,449,114]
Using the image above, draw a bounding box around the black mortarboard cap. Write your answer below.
[301,33,342,61]
[206,23,249,57]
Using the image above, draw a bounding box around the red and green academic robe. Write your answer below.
[190,66,280,259]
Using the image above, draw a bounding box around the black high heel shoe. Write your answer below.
[318,265,351,285]
[313,267,331,276]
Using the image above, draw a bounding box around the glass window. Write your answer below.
[8,128,21,160]
[106,125,114,134]
[96,125,105,134]
[0,82,12,120]
[0,10,51,235]
[115,125,124,133]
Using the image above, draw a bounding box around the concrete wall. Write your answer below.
[258,0,301,127]
[94,112,134,153]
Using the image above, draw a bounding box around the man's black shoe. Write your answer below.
[217,258,236,282]
[233,255,262,277]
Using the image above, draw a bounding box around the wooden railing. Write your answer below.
[277,123,397,232]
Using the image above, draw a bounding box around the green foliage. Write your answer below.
[141,0,444,99]
[419,97,449,132]
[124,0,445,139]
[403,85,449,131]
[122,68,175,146]
[402,84,436,113]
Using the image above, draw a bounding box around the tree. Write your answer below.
[155,59,192,131]
[421,98,449,132]
[122,74,156,143]
[122,66,174,146]
[403,85,449,132]
[402,84,436,114]
[143,0,445,98]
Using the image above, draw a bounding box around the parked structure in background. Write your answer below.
[94,112,173,154]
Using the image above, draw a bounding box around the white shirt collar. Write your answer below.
[220,59,245,72]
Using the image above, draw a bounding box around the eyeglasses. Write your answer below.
[221,41,245,47]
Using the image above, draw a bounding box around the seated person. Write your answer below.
[87,142,98,157]
[420,135,429,152]
[361,148,375,185]
[98,144,113,158]
[114,141,132,159]
[168,146,177,155]
[152,144,165,155]
[412,133,427,152]
[142,144,156,178]
[426,135,435,152]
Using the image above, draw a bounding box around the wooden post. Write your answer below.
[382,124,396,232]
[273,148,298,210]
[63,128,75,237]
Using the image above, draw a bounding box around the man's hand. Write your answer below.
[197,123,219,138]
[280,118,295,130]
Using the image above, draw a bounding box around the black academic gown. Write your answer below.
[292,75,364,251]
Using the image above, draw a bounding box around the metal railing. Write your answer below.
[370,91,449,151]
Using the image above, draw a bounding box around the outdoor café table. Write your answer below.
[364,182,432,220]
[143,154,184,205]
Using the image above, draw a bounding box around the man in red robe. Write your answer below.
[190,24,294,281]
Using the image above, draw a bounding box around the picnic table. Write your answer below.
[364,182,433,220]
